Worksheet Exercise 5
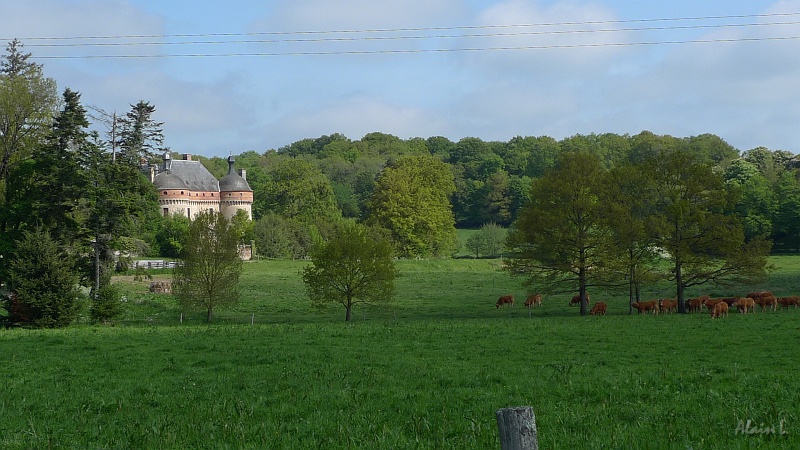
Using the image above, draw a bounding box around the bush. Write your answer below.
[90,284,124,325]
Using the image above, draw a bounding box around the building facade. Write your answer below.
[152,153,253,220]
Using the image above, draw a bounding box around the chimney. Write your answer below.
[164,152,172,171]
[238,169,247,181]
[183,153,192,161]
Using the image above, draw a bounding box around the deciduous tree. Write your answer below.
[262,157,340,223]
[0,39,57,192]
[302,221,397,321]
[646,149,771,312]
[0,39,57,261]
[504,152,611,315]
[172,211,243,322]
[367,155,457,257]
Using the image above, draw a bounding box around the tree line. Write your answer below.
[0,40,166,326]
[0,38,795,324]
[204,128,800,259]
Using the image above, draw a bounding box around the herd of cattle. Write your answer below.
[495,291,799,318]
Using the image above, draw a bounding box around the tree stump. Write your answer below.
[496,406,538,450]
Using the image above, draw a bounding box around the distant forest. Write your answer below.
[192,130,800,251]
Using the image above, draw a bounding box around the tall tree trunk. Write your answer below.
[94,233,101,296]
[345,297,352,322]
[676,259,686,314]
[579,243,589,316]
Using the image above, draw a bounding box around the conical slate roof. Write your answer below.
[219,156,252,192]
[153,171,189,190]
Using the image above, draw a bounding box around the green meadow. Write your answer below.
[2,256,800,449]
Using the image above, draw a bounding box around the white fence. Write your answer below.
[133,260,179,270]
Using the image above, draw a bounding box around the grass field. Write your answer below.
[2,256,800,448]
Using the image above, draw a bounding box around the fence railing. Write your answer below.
[132,260,179,270]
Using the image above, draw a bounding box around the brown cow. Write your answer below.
[754,295,778,312]
[659,299,678,314]
[590,301,607,315]
[732,297,755,314]
[721,297,738,306]
[570,293,589,306]
[746,291,774,299]
[496,295,514,308]
[704,298,724,311]
[711,301,729,319]
[777,296,799,309]
[632,300,659,315]
[687,297,706,313]
[524,294,542,309]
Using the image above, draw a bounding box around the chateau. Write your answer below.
[151,153,253,220]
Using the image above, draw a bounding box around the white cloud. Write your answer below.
[256,0,468,30]
[261,97,450,148]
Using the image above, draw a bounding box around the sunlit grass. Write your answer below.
[2,255,800,448]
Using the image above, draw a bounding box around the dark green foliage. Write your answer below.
[252,212,312,259]
[646,148,771,310]
[505,152,609,315]
[773,172,800,251]
[6,228,80,327]
[116,100,166,165]
[90,284,124,324]
[29,88,88,245]
[172,211,243,322]
[261,157,341,223]
[154,214,190,258]
[302,221,398,321]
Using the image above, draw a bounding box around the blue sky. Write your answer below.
[3,0,800,157]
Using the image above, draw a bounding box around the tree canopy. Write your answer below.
[172,211,243,322]
[505,152,611,315]
[367,155,457,258]
[5,227,80,327]
[302,221,398,322]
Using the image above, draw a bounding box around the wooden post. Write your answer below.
[496,406,538,450]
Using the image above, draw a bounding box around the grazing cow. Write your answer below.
[704,298,724,311]
[711,301,729,319]
[659,299,678,314]
[777,296,799,309]
[746,291,773,299]
[524,294,542,309]
[496,295,514,308]
[754,295,778,312]
[590,301,607,315]
[721,297,738,306]
[687,297,706,313]
[569,293,589,306]
[632,300,659,314]
[732,297,755,314]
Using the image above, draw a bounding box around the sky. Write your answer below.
[3,0,800,158]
